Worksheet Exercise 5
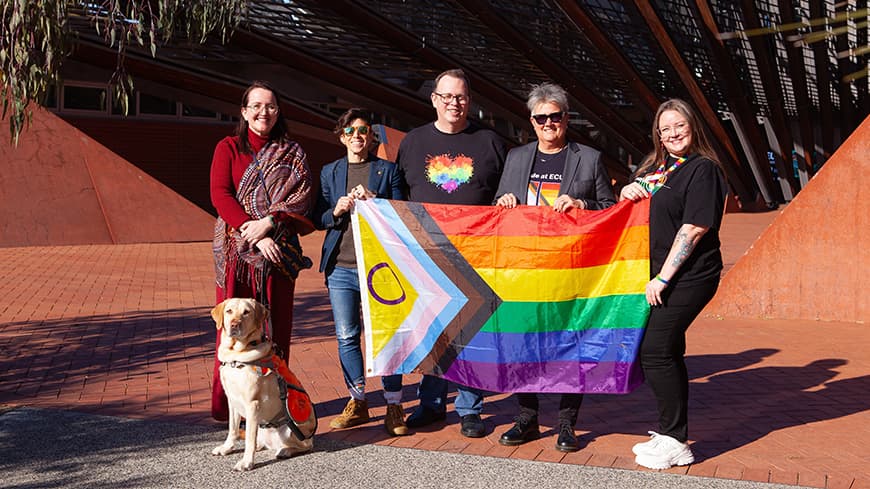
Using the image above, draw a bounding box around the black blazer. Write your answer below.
[494,141,615,210]
[314,156,404,273]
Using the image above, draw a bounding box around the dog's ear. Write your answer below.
[254,301,269,331]
[211,300,226,330]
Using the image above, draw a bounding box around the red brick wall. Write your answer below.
[60,116,342,214]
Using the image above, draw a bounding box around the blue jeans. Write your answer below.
[327,266,402,394]
[418,374,485,417]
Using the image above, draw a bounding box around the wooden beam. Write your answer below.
[777,0,816,177]
[736,0,800,194]
[230,30,436,124]
[856,0,870,120]
[455,0,650,158]
[693,0,778,204]
[552,0,659,118]
[314,0,629,179]
[633,1,757,204]
[833,1,860,135]
[69,39,337,136]
[809,1,836,159]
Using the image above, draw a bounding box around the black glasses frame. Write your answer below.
[531,111,566,125]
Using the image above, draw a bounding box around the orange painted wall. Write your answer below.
[703,116,870,323]
[1,108,215,246]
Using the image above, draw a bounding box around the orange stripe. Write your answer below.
[424,198,649,237]
[448,224,648,269]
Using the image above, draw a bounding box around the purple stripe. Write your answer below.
[442,359,644,394]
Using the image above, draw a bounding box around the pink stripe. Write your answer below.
[358,201,450,373]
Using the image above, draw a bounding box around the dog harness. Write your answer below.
[221,351,317,440]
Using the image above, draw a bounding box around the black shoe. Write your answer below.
[555,424,580,452]
[460,413,486,438]
[499,417,540,446]
[405,406,447,428]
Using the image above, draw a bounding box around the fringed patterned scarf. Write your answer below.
[213,139,314,292]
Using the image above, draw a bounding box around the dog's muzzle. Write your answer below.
[229,323,242,337]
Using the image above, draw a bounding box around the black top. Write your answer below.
[649,154,728,286]
[396,122,506,205]
[528,148,568,206]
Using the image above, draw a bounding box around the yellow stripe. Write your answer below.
[475,259,649,302]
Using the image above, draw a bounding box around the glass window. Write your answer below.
[139,92,177,116]
[111,91,137,116]
[63,85,107,111]
[43,85,57,109]
[182,104,217,118]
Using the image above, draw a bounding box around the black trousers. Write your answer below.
[516,393,583,426]
[640,279,719,443]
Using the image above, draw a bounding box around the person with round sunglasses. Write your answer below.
[209,80,314,422]
[493,82,616,452]
[314,108,409,437]
[619,98,727,469]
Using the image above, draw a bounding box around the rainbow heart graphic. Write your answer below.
[425,153,474,193]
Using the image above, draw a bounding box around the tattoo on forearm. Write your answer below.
[670,230,696,268]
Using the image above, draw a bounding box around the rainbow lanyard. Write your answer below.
[637,156,686,194]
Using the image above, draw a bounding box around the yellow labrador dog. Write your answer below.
[211,298,315,471]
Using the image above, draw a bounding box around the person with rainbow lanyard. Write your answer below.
[620,98,728,470]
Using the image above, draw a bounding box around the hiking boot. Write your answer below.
[384,404,410,436]
[633,431,694,469]
[329,398,370,429]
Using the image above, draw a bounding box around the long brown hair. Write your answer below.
[235,80,290,154]
[635,99,719,177]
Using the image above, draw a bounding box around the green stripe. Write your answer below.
[481,294,650,333]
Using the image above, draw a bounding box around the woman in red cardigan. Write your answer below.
[209,80,314,421]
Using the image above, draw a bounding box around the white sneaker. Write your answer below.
[633,431,694,469]
[632,431,667,456]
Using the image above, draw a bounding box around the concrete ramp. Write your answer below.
[0,107,214,247]
[704,116,869,323]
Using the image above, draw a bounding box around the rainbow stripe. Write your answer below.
[352,198,650,394]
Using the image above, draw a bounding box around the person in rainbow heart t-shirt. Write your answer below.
[396,68,506,439]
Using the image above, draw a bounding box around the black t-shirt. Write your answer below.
[528,148,567,206]
[396,122,506,205]
[649,154,728,286]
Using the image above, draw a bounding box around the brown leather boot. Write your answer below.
[384,403,409,436]
[330,398,370,429]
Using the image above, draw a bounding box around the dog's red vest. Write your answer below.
[269,354,314,425]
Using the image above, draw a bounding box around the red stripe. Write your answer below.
[424,198,649,237]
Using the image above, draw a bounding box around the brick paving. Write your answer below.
[1,211,868,488]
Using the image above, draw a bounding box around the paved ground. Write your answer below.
[1,407,797,489]
[1,210,868,488]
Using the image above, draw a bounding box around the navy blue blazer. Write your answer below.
[494,141,616,210]
[314,156,404,273]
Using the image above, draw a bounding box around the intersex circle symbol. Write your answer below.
[366,262,407,305]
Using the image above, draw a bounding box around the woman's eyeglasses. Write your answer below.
[659,122,689,138]
[245,103,278,114]
[343,125,370,136]
[531,111,566,125]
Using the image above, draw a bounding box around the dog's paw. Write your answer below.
[212,444,234,456]
[233,459,254,472]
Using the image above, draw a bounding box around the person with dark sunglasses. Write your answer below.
[313,108,409,437]
[494,82,616,452]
